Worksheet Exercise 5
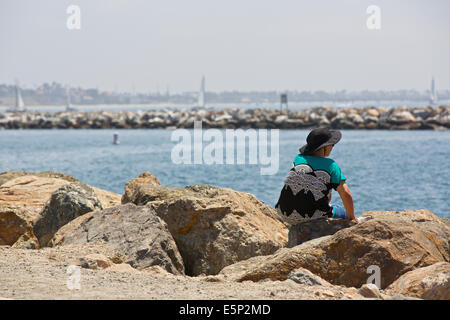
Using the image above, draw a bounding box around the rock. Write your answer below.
[385,262,450,300]
[51,203,185,275]
[1,107,449,130]
[122,174,288,276]
[318,116,330,125]
[219,210,448,289]
[0,171,78,187]
[440,218,450,228]
[364,109,380,117]
[72,253,114,270]
[148,186,288,276]
[379,108,394,122]
[364,116,379,124]
[288,267,331,286]
[361,210,450,261]
[42,242,125,263]
[0,206,38,248]
[0,171,120,209]
[0,171,32,186]
[0,172,121,249]
[121,172,160,204]
[287,218,356,247]
[48,210,96,248]
[90,186,121,208]
[0,175,70,217]
[0,175,70,248]
[358,284,384,299]
[331,116,356,129]
[389,111,416,123]
[412,108,432,120]
[219,236,329,281]
[214,114,233,122]
[34,182,103,247]
[105,263,140,273]
[347,113,364,124]
[274,115,288,124]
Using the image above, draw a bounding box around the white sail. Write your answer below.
[430,77,438,104]
[15,85,25,110]
[198,76,205,107]
[65,86,77,112]
[66,86,71,110]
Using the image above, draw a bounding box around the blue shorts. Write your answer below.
[331,206,348,219]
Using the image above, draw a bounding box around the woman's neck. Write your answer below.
[312,150,325,157]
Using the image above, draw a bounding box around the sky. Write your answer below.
[1,0,450,93]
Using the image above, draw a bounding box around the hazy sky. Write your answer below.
[1,0,449,93]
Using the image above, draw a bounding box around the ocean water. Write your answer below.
[0,129,449,218]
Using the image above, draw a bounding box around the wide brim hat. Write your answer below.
[299,127,342,155]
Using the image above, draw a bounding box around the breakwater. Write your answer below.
[1,105,449,130]
[1,171,449,299]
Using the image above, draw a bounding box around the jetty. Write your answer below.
[0,105,449,130]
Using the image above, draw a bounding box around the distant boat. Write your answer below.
[429,76,438,105]
[113,132,120,145]
[6,83,27,113]
[65,86,78,112]
[198,75,205,108]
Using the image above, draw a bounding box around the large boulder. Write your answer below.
[219,236,326,281]
[0,171,78,187]
[0,171,121,209]
[0,172,121,248]
[287,218,356,247]
[33,182,103,247]
[219,210,449,289]
[0,206,38,249]
[386,262,450,300]
[361,210,450,261]
[0,175,70,248]
[0,175,71,217]
[50,203,185,275]
[121,172,160,204]
[389,111,416,124]
[122,174,288,276]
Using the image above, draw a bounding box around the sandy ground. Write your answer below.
[0,245,363,300]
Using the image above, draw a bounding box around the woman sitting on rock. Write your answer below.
[275,127,358,224]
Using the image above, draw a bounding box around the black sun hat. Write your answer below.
[299,127,342,155]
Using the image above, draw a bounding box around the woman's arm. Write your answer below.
[336,181,358,223]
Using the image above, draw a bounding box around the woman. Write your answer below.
[275,127,358,224]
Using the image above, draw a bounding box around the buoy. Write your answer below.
[113,132,120,145]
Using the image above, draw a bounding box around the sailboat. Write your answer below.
[197,75,205,108]
[65,86,77,112]
[429,77,438,105]
[6,83,27,113]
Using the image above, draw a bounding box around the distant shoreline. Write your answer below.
[2,99,450,111]
[0,105,449,130]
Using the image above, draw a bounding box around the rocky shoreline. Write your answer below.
[1,105,450,130]
[0,171,449,300]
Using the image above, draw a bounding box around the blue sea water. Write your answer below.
[0,129,449,218]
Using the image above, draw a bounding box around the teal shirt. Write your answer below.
[293,154,346,190]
